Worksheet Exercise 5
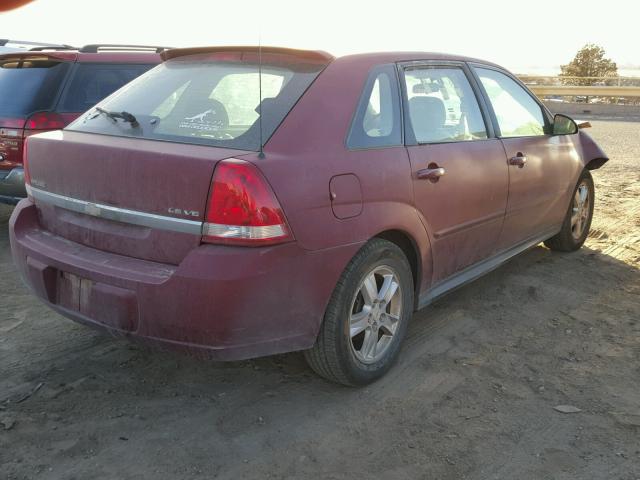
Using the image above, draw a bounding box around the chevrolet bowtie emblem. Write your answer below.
[84,203,101,217]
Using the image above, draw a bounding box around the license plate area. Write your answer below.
[57,271,85,311]
[57,271,138,331]
[25,257,139,332]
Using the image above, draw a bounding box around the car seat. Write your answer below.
[409,96,447,143]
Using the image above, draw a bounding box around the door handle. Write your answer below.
[417,167,446,181]
[509,153,527,168]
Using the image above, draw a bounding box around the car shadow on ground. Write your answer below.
[1,197,638,397]
[2,202,639,479]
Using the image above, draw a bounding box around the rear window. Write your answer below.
[67,53,327,151]
[0,57,70,117]
[58,63,155,113]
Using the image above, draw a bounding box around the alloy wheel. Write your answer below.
[571,181,590,240]
[349,266,402,364]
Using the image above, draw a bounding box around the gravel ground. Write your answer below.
[0,121,639,479]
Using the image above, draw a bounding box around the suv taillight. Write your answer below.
[24,111,66,131]
[202,159,292,246]
[23,136,31,187]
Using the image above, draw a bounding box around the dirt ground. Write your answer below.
[1,121,639,480]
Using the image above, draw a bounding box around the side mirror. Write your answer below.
[553,114,578,135]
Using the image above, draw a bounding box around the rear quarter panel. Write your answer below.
[254,56,433,294]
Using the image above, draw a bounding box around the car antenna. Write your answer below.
[257,38,265,159]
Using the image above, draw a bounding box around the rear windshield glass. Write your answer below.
[0,57,70,117]
[67,53,327,151]
[58,63,155,113]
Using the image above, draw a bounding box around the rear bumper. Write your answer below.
[10,200,360,360]
[0,167,26,205]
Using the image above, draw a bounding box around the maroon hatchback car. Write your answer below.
[10,47,608,386]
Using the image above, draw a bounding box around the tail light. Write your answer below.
[202,159,292,246]
[22,112,71,171]
[24,111,66,132]
[23,136,31,187]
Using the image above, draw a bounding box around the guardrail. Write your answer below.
[520,76,640,98]
[528,85,640,97]
[519,76,640,86]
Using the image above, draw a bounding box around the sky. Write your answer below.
[1,0,639,74]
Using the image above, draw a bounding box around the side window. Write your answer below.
[404,67,487,144]
[475,68,547,137]
[59,63,154,113]
[364,76,393,137]
[346,65,401,149]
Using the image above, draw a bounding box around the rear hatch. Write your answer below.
[27,47,330,265]
[28,131,245,265]
[0,54,72,169]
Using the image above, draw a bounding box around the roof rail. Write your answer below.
[79,44,171,54]
[29,45,77,51]
[1,39,70,48]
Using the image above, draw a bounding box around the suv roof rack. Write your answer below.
[79,44,171,54]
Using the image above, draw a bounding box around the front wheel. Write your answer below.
[304,239,414,386]
[545,169,594,252]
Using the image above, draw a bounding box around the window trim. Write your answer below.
[468,63,554,139]
[345,63,404,151]
[397,60,496,146]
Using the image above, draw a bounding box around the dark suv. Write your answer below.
[0,39,75,54]
[0,44,166,204]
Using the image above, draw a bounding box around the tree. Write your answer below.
[560,44,618,86]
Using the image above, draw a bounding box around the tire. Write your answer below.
[304,238,414,386]
[544,169,595,252]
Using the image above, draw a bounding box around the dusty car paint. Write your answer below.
[10,48,608,360]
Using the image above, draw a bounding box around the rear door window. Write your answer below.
[0,57,70,117]
[68,53,327,152]
[403,67,487,144]
[58,63,155,113]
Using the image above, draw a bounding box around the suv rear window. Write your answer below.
[0,57,70,117]
[67,53,327,151]
[58,63,155,113]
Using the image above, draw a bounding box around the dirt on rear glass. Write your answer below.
[0,120,638,479]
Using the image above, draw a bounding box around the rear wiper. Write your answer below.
[92,107,139,127]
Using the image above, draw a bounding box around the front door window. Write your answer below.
[475,67,547,138]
